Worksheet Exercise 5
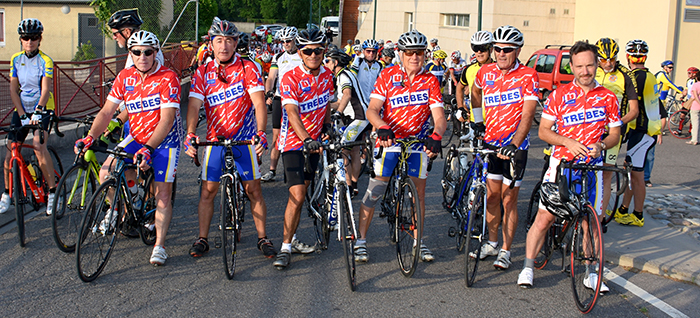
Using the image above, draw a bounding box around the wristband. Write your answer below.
[144,144,155,153]
[472,109,484,123]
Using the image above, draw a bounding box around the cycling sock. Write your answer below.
[351,181,358,189]
[500,249,511,258]
[49,187,56,193]
[3,189,8,194]
[633,211,643,219]
[281,242,292,253]
[523,258,535,270]
[356,239,366,245]
[618,205,629,214]
[292,234,298,241]
[488,241,498,248]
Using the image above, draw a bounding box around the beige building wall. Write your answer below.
[673,1,700,88]
[1,3,95,61]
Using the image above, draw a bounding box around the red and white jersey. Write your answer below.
[108,62,181,147]
[474,61,539,149]
[190,54,265,141]
[542,81,622,161]
[278,65,335,152]
[370,65,444,139]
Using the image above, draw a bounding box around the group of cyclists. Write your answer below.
[1,7,671,295]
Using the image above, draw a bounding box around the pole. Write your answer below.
[478,0,482,31]
[309,0,313,26]
[196,0,199,43]
[372,0,377,39]
[318,0,321,24]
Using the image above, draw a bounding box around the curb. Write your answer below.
[606,250,700,287]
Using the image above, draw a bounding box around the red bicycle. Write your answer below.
[669,108,692,139]
[2,112,63,247]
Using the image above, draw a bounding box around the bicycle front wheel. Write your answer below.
[395,178,422,277]
[602,171,622,226]
[52,164,97,253]
[308,166,330,250]
[441,148,461,211]
[139,171,157,246]
[570,206,604,314]
[13,161,27,247]
[464,185,485,287]
[221,177,239,280]
[76,179,122,282]
[338,183,357,291]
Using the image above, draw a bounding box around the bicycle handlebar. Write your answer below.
[192,135,260,167]
[557,160,631,202]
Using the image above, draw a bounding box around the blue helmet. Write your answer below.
[661,60,674,67]
[362,39,379,50]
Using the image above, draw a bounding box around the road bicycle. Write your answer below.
[669,108,692,140]
[1,111,64,247]
[528,159,629,313]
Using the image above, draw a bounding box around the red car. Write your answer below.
[526,45,574,100]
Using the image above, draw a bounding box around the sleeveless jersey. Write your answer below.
[10,50,54,112]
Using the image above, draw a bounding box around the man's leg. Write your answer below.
[484,178,503,259]
[190,180,218,257]
[518,208,555,288]
[243,179,276,258]
[150,181,173,265]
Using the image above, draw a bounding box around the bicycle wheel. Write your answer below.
[221,177,239,279]
[525,181,542,231]
[381,177,398,243]
[464,185,485,287]
[338,183,357,291]
[52,164,97,253]
[570,205,604,314]
[395,177,422,277]
[308,166,330,249]
[139,172,157,246]
[47,146,64,183]
[13,161,27,247]
[533,100,543,125]
[602,171,622,226]
[669,109,691,139]
[76,179,123,282]
[442,147,461,211]
[454,178,472,252]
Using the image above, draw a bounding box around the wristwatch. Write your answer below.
[599,141,607,151]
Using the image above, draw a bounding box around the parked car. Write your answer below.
[321,16,339,36]
[254,24,284,38]
[525,45,574,100]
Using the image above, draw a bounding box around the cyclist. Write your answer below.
[272,29,334,270]
[261,27,302,183]
[1,18,58,215]
[325,48,371,197]
[657,60,686,105]
[425,50,448,88]
[427,37,440,60]
[183,18,274,259]
[517,41,621,290]
[237,33,263,74]
[470,25,538,270]
[75,30,182,266]
[594,38,639,217]
[260,51,273,78]
[354,29,446,263]
[344,39,353,55]
[455,31,494,122]
[447,51,467,95]
[190,35,211,69]
[614,40,664,227]
[350,39,383,106]
[379,47,395,68]
[107,8,164,68]
[686,67,699,103]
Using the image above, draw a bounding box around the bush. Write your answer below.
[72,41,97,62]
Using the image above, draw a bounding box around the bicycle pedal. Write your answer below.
[448,227,457,237]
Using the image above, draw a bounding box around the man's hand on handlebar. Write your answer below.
[377,125,395,148]
[184,132,199,158]
[74,135,94,155]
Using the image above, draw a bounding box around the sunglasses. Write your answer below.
[301,47,325,56]
[598,58,615,63]
[364,49,377,54]
[471,44,491,53]
[667,66,674,70]
[283,40,294,44]
[493,45,518,54]
[20,35,41,42]
[130,49,157,57]
[403,50,425,56]
[323,58,331,64]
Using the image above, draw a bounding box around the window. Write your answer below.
[443,14,470,28]
[535,54,556,73]
[0,9,5,47]
[405,12,414,32]
[685,9,700,22]
[564,9,570,15]
[523,20,529,27]
[526,55,538,68]
[559,54,572,75]
[550,8,556,14]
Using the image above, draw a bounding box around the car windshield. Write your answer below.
[327,21,338,27]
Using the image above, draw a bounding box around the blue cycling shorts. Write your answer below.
[372,143,428,179]
[118,135,179,183]
[201,144,260,182]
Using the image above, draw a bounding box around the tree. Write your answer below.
[283,0,309,28]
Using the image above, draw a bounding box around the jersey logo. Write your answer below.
[170,86,179,100]
[561,107,606,127]
[564,92,577,105]
[299,79,311,92]
[298,90,330,113]
[485,72,497,86]
[125,77,136,92]
[608,74,618,82]
[125,94,161,113]
[282,84,291,94]
[205,80,246,107]
[206,71,217,85]
[392,74,403,87]
[483,88,522,108]
[388,89,430,108]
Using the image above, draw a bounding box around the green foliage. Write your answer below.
[283,0,309,28]
[90,0,163,36]
[72,41,98,62]
[259,0,280,20]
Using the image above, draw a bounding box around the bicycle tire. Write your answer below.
[221,177,239,280]
[464,185,485,287]
[525,181,542,232]
[533,100,543,125]
[47,146,64,184]
[13,161,26,247]
[139,171,157,246]
[395,177,422,277]
[338,183,357,291]
[454,177,472,252]
[669,109,691,139]
[601,171,622,226]
[308,165,330,250]
[570,205,604,314]
[76,179,122,282]
[382,176,398,244]
[52,164,97,253]
[442,147,461,211]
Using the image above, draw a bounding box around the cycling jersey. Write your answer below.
[336,68,368,120]
[542,81,622,161]
[459,59,494,87]
[240,54,263,74]
[656,70,684,100]
[107,62,182,148]
[687,78,696,93]
[369,65,444,139]
[271,50,303,96]
[448,58,468,78]
[189,54,264,141]
[278,65,335,152]
[473,61,539,149]
[424,61,446,84]
[196,44,209,64]
[350,57,382,105]
[595,64,638,119]
[10,50,55,112]
[630,68,662,136]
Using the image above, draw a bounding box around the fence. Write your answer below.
[0,42,198,127]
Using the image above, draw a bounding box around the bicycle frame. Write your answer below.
[455,143,495,244]
[64,150,102,210]
[8,142,47,205]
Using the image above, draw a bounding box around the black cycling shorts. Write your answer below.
[272,96,282,129]
[486,149,528,187]
[282,150,319,187]
[9,111,51,144]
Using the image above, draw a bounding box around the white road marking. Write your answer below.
[604,267,689,318]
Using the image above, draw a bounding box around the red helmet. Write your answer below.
[688,67,699,74]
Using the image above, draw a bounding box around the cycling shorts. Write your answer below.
[272,96,282,129]
[117,135,179,183]
[625,131,655,171]
[342,119,372,143]
[602,135,623,165]
[372,144,428,179]
[539,156,604,215]
[9,111,51,143]
[282,150,319,187]
[486,150,528,187]
[201,144,261,182]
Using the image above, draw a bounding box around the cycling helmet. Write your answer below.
[397,30,428,50]
[18,18,43,36]
[539,183,579,220]
[596,38,619,59]
[433,50,447,59]
[470,30,493,46]
[430,38,438,44]
[492,25,524,47]
[261,52,272,63]
[378,39,385,46]
[325,48,352,66]
[469,53,477,64]
[127,30,160,49]
[201,35,210,42]
[688,67,699,74]
[661,60,674,67]
[625,39,649,56]
[353,44,361,52]
[208,17,239,38]
[451,50,461,60]
[237,33,249,54]
[296,28,326,47]
[362,39,380,50]
[384,42,395,50]
[382,48,395,59]
[107,8,143,29]
[278,26,298,41]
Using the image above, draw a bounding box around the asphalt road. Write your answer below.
[0,118,697,317]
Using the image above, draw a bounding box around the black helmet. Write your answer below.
[381,48,395,59]
[296,28,326,47]
[237,33,249,54]
[18,18,43,36]
[538,183,579,220]
[107,8,143,29]
[325,48,352,67]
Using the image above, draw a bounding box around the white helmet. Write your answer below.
[470,31,493,46]
[278,26,298,41]
[451,50,461,60]
[127,30,160,49]
[492,25,524,47]
[261,51,272,63]
[397,30,428,50]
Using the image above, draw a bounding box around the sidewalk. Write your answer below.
[605,184,700,287]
